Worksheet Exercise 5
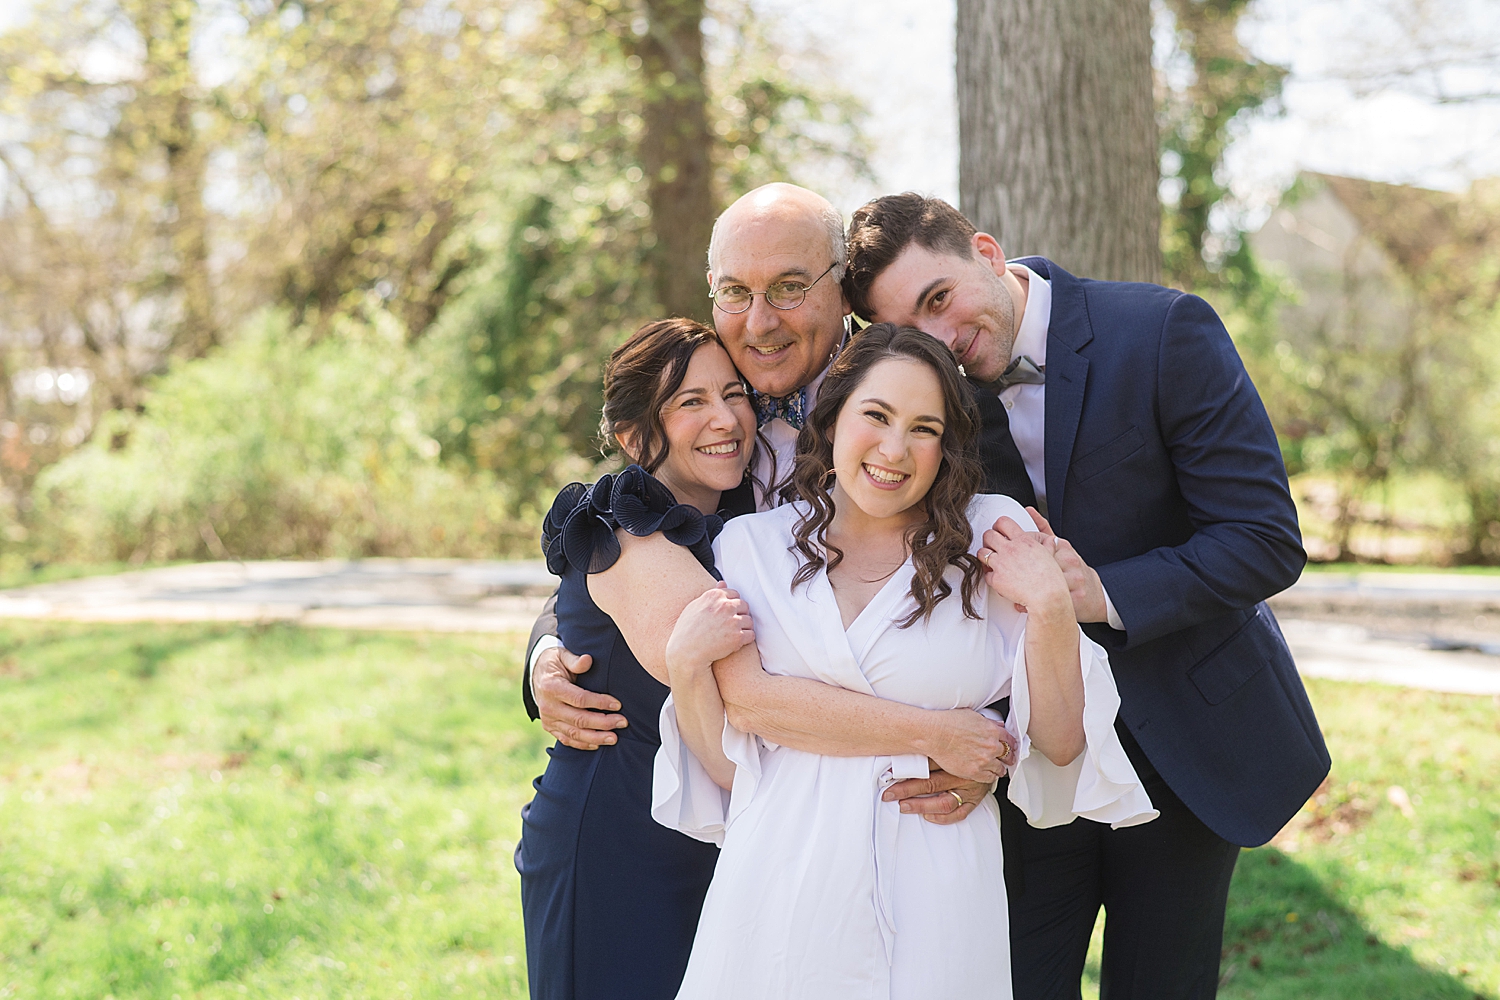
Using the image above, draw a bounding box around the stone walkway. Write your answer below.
[1268,572,1500,695]
[1274,618,1500,695]
[1,562,1498,694]
[0,559,555,634]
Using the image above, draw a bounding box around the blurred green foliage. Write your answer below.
[0,0,868,564]
[1158,0,1288,300]
[2,0,1495,567]
[1227,177,1500,563]
[29,310,551,562]
[1157,2,1500,564]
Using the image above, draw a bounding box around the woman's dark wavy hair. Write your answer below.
[599,317,768,491]
[785,323,986,628]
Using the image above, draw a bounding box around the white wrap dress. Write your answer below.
[652,494,1158,999]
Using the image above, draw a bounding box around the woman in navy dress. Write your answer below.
[516,318,760,1000]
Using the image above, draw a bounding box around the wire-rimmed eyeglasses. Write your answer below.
[708,261,841,314]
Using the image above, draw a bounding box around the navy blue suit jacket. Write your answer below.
[1011,257,1329,848]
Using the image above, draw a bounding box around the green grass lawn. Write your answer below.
[0,621,548,999]
[1214,679,1500,1000]
[1083,679,1500,1000]
[1,622,1496,999]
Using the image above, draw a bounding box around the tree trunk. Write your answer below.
[957,0,1161,283]
[165,89,215,357]
[136,0,217,356]
[632,0,715,321]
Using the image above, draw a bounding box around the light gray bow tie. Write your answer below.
[996,354,1045,389]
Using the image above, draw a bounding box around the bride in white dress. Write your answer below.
[652,324,1156,1000]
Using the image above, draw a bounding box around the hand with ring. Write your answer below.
[884,769,993,825]
[923,708,1014,783]
[1025,506,1110,624]
[978,515,1073,619]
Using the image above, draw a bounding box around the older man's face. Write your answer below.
[708,211,848,398]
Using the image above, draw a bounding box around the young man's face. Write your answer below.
[863,233,1019,384]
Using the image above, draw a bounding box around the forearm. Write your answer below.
[1096,523,1304,648]
[667,665,736,790]
[1104,291,1306,648]
[715,661,939,758]
[522,593,560,721]
[1022,603,1085,765]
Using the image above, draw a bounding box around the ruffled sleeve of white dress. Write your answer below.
[999,585,1158,829]
[653,698,733,846]
[960,492,1157,830]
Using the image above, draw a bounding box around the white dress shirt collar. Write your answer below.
[802,364,828,411]
[752,359,833,510]
[1008,263,1051,369]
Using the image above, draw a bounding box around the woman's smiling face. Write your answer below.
[830,356,947,523]
[650,343,756,506]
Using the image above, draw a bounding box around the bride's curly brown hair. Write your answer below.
[785,323,986,628]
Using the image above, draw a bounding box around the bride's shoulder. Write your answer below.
[966,493,1038,535]
[717,499,803,547]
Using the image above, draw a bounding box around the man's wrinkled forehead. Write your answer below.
[716,214,828,276]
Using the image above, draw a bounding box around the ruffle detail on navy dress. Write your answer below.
[541,465,724,577]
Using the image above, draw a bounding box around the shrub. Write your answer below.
[33,311,559,563]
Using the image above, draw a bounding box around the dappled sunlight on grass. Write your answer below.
[0,621,550,999]
[2,625,1497,998]
[1216,846,1492,999]
[1082,678,1499,1000]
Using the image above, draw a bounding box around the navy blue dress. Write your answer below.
[516,467,724,1000]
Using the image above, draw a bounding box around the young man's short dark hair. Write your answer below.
[843,193,979,321]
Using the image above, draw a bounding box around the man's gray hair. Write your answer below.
[706,201,848,281]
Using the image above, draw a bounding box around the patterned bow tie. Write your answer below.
[997,354,1045,389]
[753,387,808,430]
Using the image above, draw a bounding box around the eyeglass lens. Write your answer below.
[712,284,804,313]
[711,262,837,314]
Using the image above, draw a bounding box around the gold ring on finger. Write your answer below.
[947,790,965,808]
[998,739,1012,761]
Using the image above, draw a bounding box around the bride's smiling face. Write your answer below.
[829,357,947,522]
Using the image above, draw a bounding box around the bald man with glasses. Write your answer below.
[522,183,1011,818]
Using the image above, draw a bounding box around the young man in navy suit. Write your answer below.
[844,193,1330,1000]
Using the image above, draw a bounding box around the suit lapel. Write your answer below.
[973,386,1038,506]
[1014,257,1093,522]
[1045,343,1088,521]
